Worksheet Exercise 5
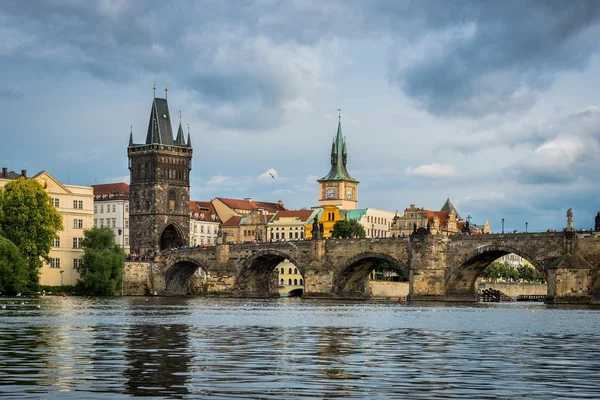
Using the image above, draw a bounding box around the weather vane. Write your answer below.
[337,108,341,121]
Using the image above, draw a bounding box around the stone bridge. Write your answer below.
[123,231,600,304]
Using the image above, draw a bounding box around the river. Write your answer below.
[1,296,600,399]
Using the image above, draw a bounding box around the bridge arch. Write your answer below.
[235,249,305,298]
[445,244,543,299]
[164,256,210,295]
[333,251,407,298]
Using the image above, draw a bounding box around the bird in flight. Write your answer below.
[269,172,275,179]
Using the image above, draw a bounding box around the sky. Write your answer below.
[2,0,600,233]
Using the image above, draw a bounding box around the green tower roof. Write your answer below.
[318,117,358,183]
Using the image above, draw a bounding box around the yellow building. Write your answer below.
[277,259,304,296]
[0,169,94,287]
[305,205,345,239]
[267,209,318,241]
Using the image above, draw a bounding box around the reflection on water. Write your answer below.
[1,297,600,399]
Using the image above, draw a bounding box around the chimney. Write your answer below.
[1,167,6,178]
[244,197,252,202]
[21,169,27,178]
[278,200,284,208]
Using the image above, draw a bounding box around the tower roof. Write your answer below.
[440,198,461,219]
[175,123,186,145]
[318,118,358,183]
[145,98,174,145]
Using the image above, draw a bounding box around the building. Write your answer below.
[221,209,269,243]
[390,199,489,237]
[0,168,93,287]
[305,205,346,239]
[267,209,319,241]
[189,201,220,247]
[277,259,304,296]
[343,208,396,238]
[317,115,359,210]
[127,90,193,254]
[92,182,130,254]
[211,197,285,223]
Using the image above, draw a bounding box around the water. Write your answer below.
[1,297,600,399]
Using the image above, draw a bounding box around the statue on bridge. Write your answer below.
[566,208,574,231]
[462,220,471,235]
[217,226,226,244]
[312,217,322,240]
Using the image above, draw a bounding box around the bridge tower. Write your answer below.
[317,112,359,210]
[127,88,193,254]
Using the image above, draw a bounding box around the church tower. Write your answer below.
[317,114,359,209]
[128,87,193,254]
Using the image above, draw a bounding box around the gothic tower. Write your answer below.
[317,114,359,210]
[128,91,193,254]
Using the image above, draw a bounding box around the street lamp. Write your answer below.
[525,222,528,233]
[60,270,64,286]
[501,218,505,234]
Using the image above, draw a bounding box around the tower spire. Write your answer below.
[187,124,192,147]
[129,125,133,146]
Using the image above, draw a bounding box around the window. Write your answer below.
[294,279,298,285]
[112,218,116,228]
[73,219,83,229]
[125,236,129,246]
[52,198,60,208]
[73,258,83,269]
[94,219,97,227]
[94,205,97,214]
[289,232,293,239]
[271,232,274,240]
[200,225,204,233]
[112,204,116,212]
[288,268,292,274]
[280,268,284,274]
[49,258,60,269]
[125,219,129,228]
[280,279,284,285]
[294,268,298,274]
[72,238,83,248]
[295,232,298,239]
[125,204,129,213]
[300,279,303,285]
[100,218,104,227]
[73,200,83,209]
[100,205,104,213]
[52,237,60,247]
[288,279,292,285]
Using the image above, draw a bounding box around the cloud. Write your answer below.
[56,149,103,163]
[511,135,598,184]
[102,175,130,184]
[405,163,457,179]
[387,1,600,117]
[257,168,279,183]
[204,174,253,190]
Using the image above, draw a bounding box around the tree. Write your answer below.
[0,178,63,292]
[75,227,125,296]
[331,219,366,239]
[0,236,28,294]
[373,261,408,281]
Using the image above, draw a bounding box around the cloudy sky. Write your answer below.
[2,0,600,232]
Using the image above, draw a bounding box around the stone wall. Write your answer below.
[367,281,409,299]
[478,282,547,297]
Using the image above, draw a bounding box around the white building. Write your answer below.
[189,201,220,246]
[0,168,94,287]
[343,208,397,238]
[92,183,130,254]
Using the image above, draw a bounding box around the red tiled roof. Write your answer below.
[190,200,219,222]
[92,182,129,200]
[424,210,450,228]
[222,216,242,227]
[271,210,314,223]
[215,197,285,214]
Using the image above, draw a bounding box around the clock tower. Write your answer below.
[317,114,359,209]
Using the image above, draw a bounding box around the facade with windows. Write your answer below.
[0,169,93,287]
[304,205,345,239]
[91,183,130,254]
[344,208,396,238]
[267,209,318,242]
[277,259,304,296]
[189,200,220,247]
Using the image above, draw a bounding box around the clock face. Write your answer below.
[326,188,336,199]
[346,188,352,199]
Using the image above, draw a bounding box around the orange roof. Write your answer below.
[215,197,286,214]
[271,209,314,223]
[222,215,242,227]
[190,200,219,222]
[423,210,450,228]
[92,182,129,200]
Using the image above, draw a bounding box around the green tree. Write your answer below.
[331,219,366,239]
[373,261,408,281]
[0,178,63,292]
[0,236,28,294]
[75,227,125,296]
